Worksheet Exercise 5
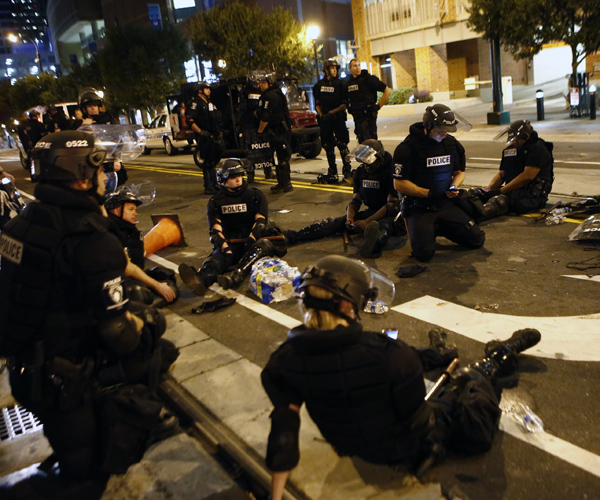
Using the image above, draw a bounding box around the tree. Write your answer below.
[187,2,314,81]
[96,25,190,113]
[467,0,600,76]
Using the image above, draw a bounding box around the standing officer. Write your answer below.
[313,59,352,183]
[178,159,277,295]
[186,81,224,194]
[261,255,541,500]
[346,58,391,143]
[26,110,48,146]
[257,74,294,194]
[0,131,148,494]
[240,74,274,180]
[393,103,485,262]
[285,140,400,258]
[105,188,178,307]
[79,87,118,125]
[478,120,554,218]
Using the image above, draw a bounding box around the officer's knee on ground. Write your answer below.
[412,246,436,262]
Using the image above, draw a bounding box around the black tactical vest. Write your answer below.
[211,187,263,241]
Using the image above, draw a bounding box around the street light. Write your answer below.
[307,25,320,83]
[8,33,43,75]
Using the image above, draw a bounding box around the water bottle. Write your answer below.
[364,300,388,314]
[545,214,564,226]
[511,403,544,433]
[551,207,571,215]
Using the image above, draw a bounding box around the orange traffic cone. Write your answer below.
[144,213,187,256]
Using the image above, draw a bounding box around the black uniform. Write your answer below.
[197,183,269,287]
[346,70,387,143]
[262,323,500,467]
[257,83,293,190]
[27,117,47,146]
[499,131,554,213]
[0,183,136,481]
[393,122,485,262]
[313,75,351,177]
[186,94,224,191]
[286,153,400,247]
[239,82,274,179]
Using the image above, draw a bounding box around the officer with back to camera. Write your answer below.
[285,139,401,258]
[393,103,485,262]
[475,120,554,219]
[186,81,224,194]
[240,73,274,181]
[261,254,542,500]
[346,58,391,143]
[105,187,178,307]
[178,159,278,295]
[313,59,352,183]
[0,131,157,496]
[256,73,294,194]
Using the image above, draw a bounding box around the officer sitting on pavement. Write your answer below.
[313,59,352,183]
[178,159,280,295]
[285,140,401,258]
[0,131,175,498]
[393,103,485,262]
[476,120,554,219]
[186,81,224,195]
[261,255,542,500]
[105,187,178,307]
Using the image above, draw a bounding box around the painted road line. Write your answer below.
[500,415,600,479]
[392,295,600,361]
[470,157,600,167]
[562,274,600,284]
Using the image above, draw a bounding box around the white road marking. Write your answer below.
[470,156,600,166]
[562,274,600,284]
[392,295,600,361]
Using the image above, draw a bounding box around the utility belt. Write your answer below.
[401,197,443,217]
[348,103,374,116]
[527,177,551,197]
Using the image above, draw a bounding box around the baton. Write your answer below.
[227,235,286,244]
[343,233,349,252]
[535,201,562,221]
[425,357,460,401]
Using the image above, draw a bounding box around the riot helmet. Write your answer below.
[298,255,394,320]
[494,120,533,146]
[29,131,107,182]
[323,59,340,77]
[196,81,210,92]
[423,103,472,133]
[79,87,104,116]
[217,158,247,183]
[346,139,384,168]
[257,72,277,86]
[104,186,143,212]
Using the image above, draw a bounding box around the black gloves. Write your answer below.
[428,186,447,201]
[481,188,502,202]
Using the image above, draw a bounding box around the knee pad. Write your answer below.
[127,283,155,304]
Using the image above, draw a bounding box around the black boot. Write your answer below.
[284,218,338,244]
[360,221,379,258]
[217,239,274,290]
[202,167,217,194]
[428,328,458,365]
[280,161,293,192]
[271,165,284,193]
[264,166,274,179]
[325,148,338,179]
[339,145,352,179]
[178,264,208,296]
[208,165,219,192]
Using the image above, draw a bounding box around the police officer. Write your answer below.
[105,188,178,307]
[257,73,294,194]
[26,110,48,146]
[185,81,224,194]
[478,120,554,218]
[178,159,277,295]
[346,58,391,143]
[0,131,149,491]
[79,87,118,125]
[261,255,541,500]
[313,59,352,183]
[393,103,485,262]
[240,74,274,180]
[285,140,401,258]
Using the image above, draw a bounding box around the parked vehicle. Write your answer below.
[143,112,195,156]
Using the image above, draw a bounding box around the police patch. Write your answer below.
[426,155,451,167]
[394,164,403,177]
[0,234,23,264]
[348,84,359,92]
[222,204,248,214]
[362,180,380,189]
[504,148,517,157]
[103,277,127,310]
[321,86,335,93]
[249,94,261,100]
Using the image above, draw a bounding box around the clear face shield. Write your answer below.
[127,180,156,207]
[435,110,472,133]
[366,265,395,307]
[77,124,147,162]
[346,144,379,165]
[493,126,523,147]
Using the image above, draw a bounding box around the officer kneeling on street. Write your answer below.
[285,139,402,258]
[393,103,485,262]
[474,120,554,220]
[179,159,282,295]
[0,131,175,498]
[105,187,178,307]
[261,255,541,500]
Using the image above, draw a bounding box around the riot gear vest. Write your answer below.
[0,184,128,360]
[393,123,465,207]
[108,214,145,269]
[353,162,396,211]
[313,77,347,114]
[346,70,386,112]
[186,95,221,135]
[262,323,427,464]
[258,85,292,130]
[500,133,554,187]
[207,186,268,241]
[239,83,262,128]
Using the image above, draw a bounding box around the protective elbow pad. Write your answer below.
[266,407,300,471]
[251,217,268,240]
[97,314,141,354]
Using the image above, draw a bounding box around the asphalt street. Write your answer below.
[1,87,600,499]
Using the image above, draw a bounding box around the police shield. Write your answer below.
[246,130,275,172]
